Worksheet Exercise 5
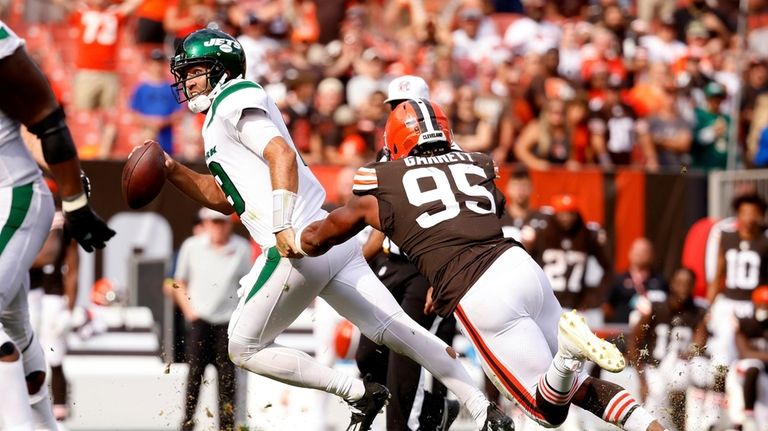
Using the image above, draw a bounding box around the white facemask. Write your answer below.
[186,73,231,114]
[756,309,768,322]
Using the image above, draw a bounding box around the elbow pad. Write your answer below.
[27,106,77,165]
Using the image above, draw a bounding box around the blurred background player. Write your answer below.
[726,285,768,431]
[696,193,768,428]
[172,207,251,431]
[28,176,79,423]
[526,194,612,326]
[628,267,706,431]
[0,19,114,430]
[708,192,768,351]
[686,191,768,429]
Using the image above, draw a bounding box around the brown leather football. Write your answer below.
[122,140,166,209]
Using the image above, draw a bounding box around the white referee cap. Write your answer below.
[384,75,430,104]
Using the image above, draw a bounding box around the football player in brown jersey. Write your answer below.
[297,98,668,431]
[727,286,768,430]
[525,194,612,322]
[708,193,768,365]
[628,268,707,430]
[353,76,460,431]
[693,193,768,430]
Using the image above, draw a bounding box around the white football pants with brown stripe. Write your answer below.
[455,246,658,431]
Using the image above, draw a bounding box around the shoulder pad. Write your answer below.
[352,165,378,195]
[0,22,24,61]
[210,79,268,123]
[715,217,737,233]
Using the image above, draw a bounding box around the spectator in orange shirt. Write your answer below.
[580,27,626,83]
[163,0,216,49]
[626,62,671,118]
[135,0,168,53]
[59,0,142,158]
[494,68,534,164]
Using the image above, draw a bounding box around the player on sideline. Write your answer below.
[0,20,115,430]
[298,98,670,431]
[163,28,513,430]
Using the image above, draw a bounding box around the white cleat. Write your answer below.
[558,310,625,373]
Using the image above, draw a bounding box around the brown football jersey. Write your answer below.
[527,213,611,309]
[352,151,520,316]
[719,229,768,301]
[635,301,706,367]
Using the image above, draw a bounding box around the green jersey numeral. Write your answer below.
[208,161,245,215]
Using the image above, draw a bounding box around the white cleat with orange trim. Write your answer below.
[557,310,625,373]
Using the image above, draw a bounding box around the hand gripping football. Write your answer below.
[122,140,166,209]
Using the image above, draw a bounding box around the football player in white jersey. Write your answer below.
[0,20,115,430]
[162,28,513,431]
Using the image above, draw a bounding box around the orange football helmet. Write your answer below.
[551,194,578,213]
[753,285,768,305]
[384,98,452,160]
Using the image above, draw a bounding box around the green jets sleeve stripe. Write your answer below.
[0,183,34,255]
[207,81,263,128]
[0,26,10,40]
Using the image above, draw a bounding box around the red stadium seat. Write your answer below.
[681,217,718,299]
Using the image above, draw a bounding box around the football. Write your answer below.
[122,140,166,209]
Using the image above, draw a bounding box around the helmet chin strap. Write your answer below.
[187,73,236,113]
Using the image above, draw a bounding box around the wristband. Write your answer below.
[62,192,88,213]
[293,225,308,257]
[272,189,297,233]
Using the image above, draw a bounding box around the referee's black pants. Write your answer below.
[357,253,456,430]
[181,319,236,431]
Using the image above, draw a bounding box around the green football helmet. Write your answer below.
[170,28,246,103]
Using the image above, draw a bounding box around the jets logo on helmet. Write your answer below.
[203,37,242,53]
[170,28,246,104]
[384,98,453,160]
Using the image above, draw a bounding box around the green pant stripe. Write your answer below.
[0,183,34,256]
[245,247,281,303]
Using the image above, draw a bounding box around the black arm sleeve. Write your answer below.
[27,106,77,165]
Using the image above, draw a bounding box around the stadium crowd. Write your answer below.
[2,0,768,171]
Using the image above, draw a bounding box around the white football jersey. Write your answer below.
[202,78,326,248]
[0,20,42,188]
